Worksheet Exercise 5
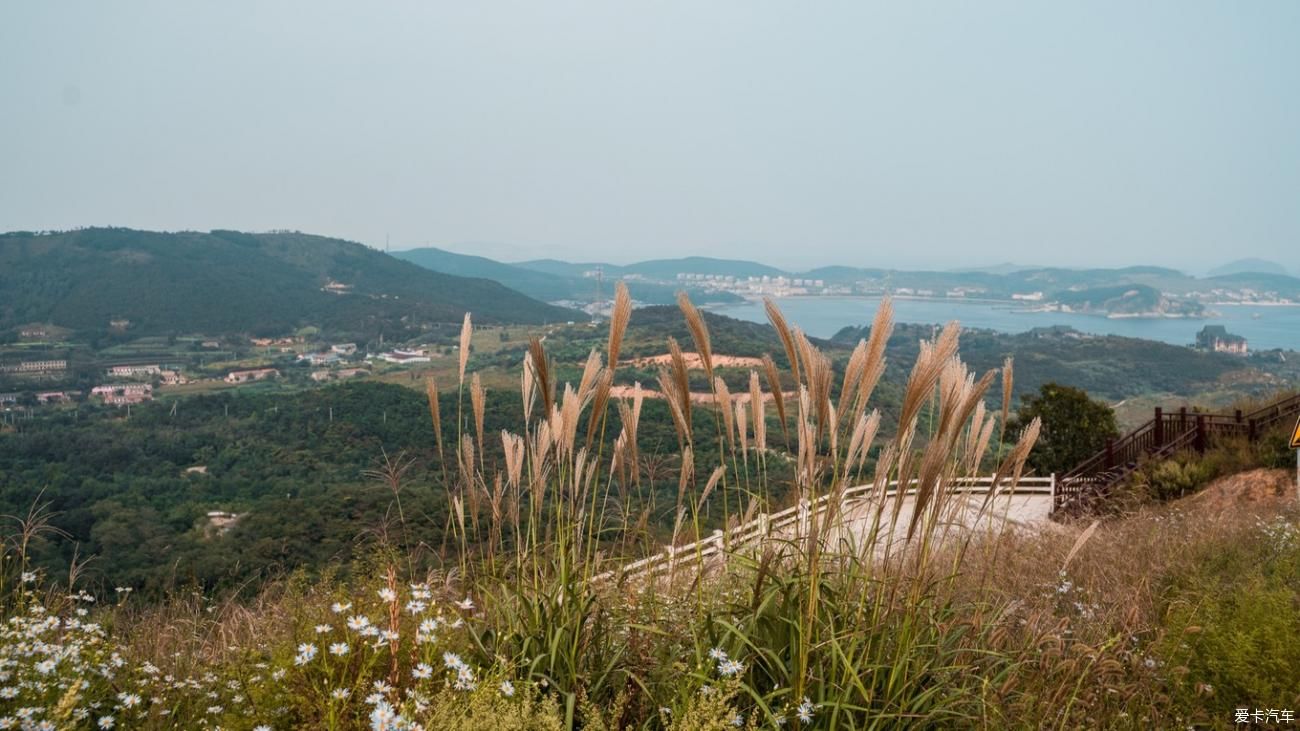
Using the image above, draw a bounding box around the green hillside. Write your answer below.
[0,228,579,337]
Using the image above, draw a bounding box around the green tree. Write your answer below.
[1008,382,1120,475]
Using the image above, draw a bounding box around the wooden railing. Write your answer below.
[601,475,1056,583]
[1055,392,1300,513]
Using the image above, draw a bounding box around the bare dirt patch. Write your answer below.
[1180,468,1298,515]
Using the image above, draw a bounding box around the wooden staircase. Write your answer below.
[1054,392,1300,514]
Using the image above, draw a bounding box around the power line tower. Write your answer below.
[593,265,604,323]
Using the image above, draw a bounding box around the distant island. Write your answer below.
[398,249,1300,319]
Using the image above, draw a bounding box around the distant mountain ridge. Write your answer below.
[396,247,742,305]
[0,228,579,337]
[480,251,1300,306]
[1207,258,1289,277]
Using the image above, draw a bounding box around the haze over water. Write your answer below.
[716,297,1300,351]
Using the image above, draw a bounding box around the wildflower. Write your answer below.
[365,693,386,705]
[35,659,56,674]
[370,701,399,731]
[708,647,728,661]
[412,663,433,679]
[98,718,115,730]
[796,697,819,725]
[718,658,745,677]
[378,587,398,603]
[315,624,333,634]
[453,666,477,692]
[443,652,465,670]
[254,726,272,731]
[372,679,394,694]
[294,643,319,665]
[456,596,475,611]
[405,600,427,615]
[21,572,36,584]
[332,688,351,700]
[347,615,372,631]
[330,642,350,656]
[731,714,744,727]
[0,688,16,699]
[499,680,515,697]
[331,601,352,614]
[117,692,141,708]
[380,629,399,642]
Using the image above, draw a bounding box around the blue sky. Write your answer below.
[1,2,1297,272]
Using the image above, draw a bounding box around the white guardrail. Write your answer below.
[600,474,1056,582]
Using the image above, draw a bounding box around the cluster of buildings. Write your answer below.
[1196,326,1249,356]
[675,273,839,298]
[0,359,67,374]
[374,348,431,364]
[1188,287,1295,306]
[91,383,153,405]
[310,367,368,383]
[224,368,279,384]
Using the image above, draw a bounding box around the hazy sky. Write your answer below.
[2,2,1297,272]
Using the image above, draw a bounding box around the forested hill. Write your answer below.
[0,228,580,336]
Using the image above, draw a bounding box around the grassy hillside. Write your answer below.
[4,297,1295,729]
[0,228,579,337]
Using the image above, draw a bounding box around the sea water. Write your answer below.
[713,296,1300,351]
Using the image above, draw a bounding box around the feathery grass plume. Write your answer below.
[458,434,480,521]
[671,446,695,543]
[714,376,735,451]
[695,465,726,515]
[501,430,525,490]
[425,376,445,463]
[666,336,692,425]
[1000,356,1014,435]
[576,349,603,406]
[795,385,818,492]
[764,297,801,388]
[610,430,629,484]
[527,337,554,418]
[470,372,486,460]
[607,281,632,371]
[960,401,990,474]
[558,384,582,460]
[1061,519,1101,572]
[457,312,473,388]
[897,321,961,434]
[853,297,894,416]
[521,352,537,424]
[802,337,833,441]
[657,369,692,447]
[838,338,869,426]
[983,416,1042,511]
[529,419,553,493]
[844,408,881,475]
[584,370,613,451]
[677,291,714,382]
[761,354,789,444]
[616,383,644,483]
[749,370,767,452]
[734,399,748,461]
